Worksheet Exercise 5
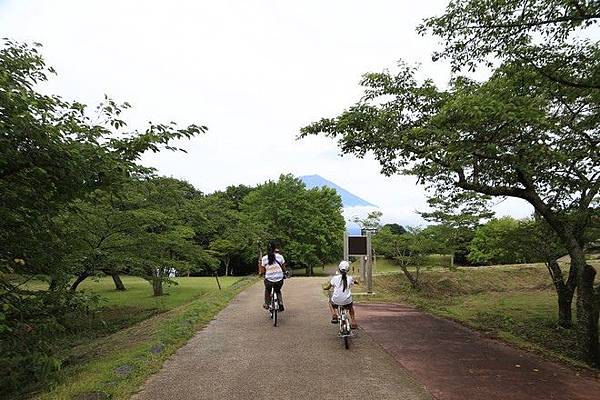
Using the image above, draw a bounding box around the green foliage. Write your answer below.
[467,216,567,265]
[468,217,527,264]
[122,178,214,295]
[242,174,346,273]
[0,40,206,281]
[382,223,406,235]
[0,40,206,394]
[0,288,101,397]
[352,211,383,232]
[372,226,449,288]
[418,0,600,90]
[191,187,258,275]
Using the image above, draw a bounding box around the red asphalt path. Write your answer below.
[356,303,600,400]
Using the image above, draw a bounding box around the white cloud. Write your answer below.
[0,0,533,225]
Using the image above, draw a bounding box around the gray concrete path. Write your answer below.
[132,278,432,400]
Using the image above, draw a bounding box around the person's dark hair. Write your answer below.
[267,240,277,265]
[341,269,348,291]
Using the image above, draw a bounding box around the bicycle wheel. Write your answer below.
[344,335,349,349]
[273,308,278,326]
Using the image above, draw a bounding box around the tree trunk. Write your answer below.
[152,277,163,296]
[70,271,91,291]
[571,246,599,366]
[545,258,576,327]
[558,295,573,328]
[528,200,598,365]
[214,271,222,290]
[224,259,230,277]
[48,275,60,291]
[111,273,126,291]
[399,264,418,289]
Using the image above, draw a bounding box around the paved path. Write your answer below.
[133,278,432,400]
[357,303,600,400]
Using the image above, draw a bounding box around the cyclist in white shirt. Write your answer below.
[323,261,358,328]
[259,241,287,311]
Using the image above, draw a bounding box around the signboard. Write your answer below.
[348,236,368,256]
[343,232,374,294]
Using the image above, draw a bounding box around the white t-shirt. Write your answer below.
[262,253,285,282]
[330,274,354,305]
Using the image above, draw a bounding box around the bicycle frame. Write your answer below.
[269,287,279,326]
[336,304,352,349]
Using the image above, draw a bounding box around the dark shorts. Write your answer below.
[330,301,353,310]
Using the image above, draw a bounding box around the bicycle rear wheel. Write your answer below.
[272,291,278,326]
[344,336,349,349]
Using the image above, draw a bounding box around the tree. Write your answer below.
[0,41,206,287]
[301,3,600,363]
[382,223,407,235]
[209,238,237,276]
[468,217,532,265]
[59,192,137,292]
[418,0,600,89]
[242,174,345,275]
[372,226,437,289]
[352,211,383,233]
[125,178,211,296]
[188,190,256,276]
[0,40,206,390]
[518,217,573,327]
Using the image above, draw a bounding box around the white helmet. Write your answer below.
[338,261,350,271]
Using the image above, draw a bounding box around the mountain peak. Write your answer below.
[299,175,377,208]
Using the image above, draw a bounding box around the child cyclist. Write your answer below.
[259,240,287,311]
[323,260,358,328]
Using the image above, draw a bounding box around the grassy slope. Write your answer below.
[26,276,254,400]
[354,260,600,371]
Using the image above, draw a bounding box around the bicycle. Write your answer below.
[268,286,280,327]
[335,304,353,349]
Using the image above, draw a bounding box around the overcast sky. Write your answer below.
[0,0,533,225]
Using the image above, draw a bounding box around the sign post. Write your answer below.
[344,233,374,295]
[366,231,373,294]
[343,231,349,262]
[360,256,366,282]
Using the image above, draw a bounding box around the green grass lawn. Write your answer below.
[79,275,237,310]
[354,261,600,370]
[372,258,402,274]
[16,275,254,400]
[350,256,452,276]
[291,263,337,277]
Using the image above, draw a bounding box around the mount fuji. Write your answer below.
[299,175,377,208]
[300,175,378,234]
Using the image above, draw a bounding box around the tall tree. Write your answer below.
[242,174,345,275]
[125,178,212,296]
[59,193,136,291]
[301,59,599,364]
